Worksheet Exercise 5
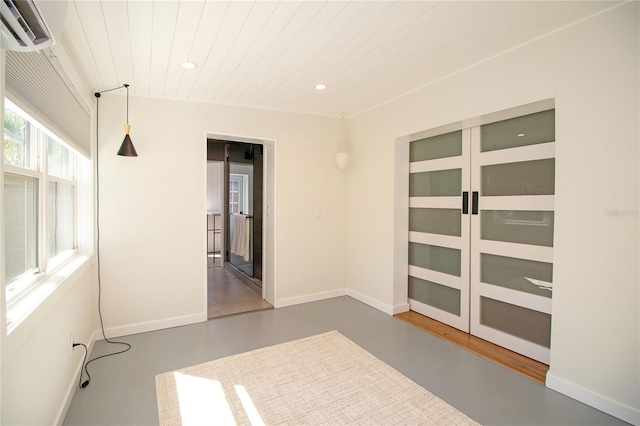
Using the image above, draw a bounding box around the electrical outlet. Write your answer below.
[70,333,74,355]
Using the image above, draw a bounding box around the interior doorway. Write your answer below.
[206,137,274,318]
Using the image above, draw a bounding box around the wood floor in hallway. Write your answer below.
[395,310,549,384]
[207,266,272,318]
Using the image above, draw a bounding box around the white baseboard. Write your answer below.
[94,312,206,340]
[275,289,347,308]
[346,289,398,315]
[546,372,639,425]
[393,302,410,314]
[55,334,97,426]
[275,288,407,317]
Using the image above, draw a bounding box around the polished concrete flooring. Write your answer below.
[63,296,626,425]
[207,265,272,319]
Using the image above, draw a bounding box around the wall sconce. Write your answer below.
[95,83,138,156]
[336,112,349,170]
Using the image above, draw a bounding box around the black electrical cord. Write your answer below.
[73,86,133,389]
[72,343,89,388]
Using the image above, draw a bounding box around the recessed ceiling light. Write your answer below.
[315,84,327,90]
[517,133,525,137]
[181,61,197,69]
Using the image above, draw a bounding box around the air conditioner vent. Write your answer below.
[1,0,67,52]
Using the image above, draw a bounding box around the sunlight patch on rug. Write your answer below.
[155,330,479,425]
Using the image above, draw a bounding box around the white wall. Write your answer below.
[347,3,639,423]
[1,264,96,425]
[96,95,347,334]
[1,42,98,424]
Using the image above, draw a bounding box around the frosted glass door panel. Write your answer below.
[408,128,469,332]
[480,297,551,348]
[409,276,461,316]
[410,169,461,197]
[481,254,552,298]
[410,130,462,162]
[481,110,555,152]
[481,210,554,247]
[482,159,555,196]
[409,243,461,277]
[410,208,461,236]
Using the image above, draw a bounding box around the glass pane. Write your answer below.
[481,109,555,152]
[409,242,461,277]
[47,136,74,179]
[409,208,461,237]
[409,276,460,316]
[410,169,461,197]
[482,159,555,196]
[481,210,554,247]
[229,163,253,276]
[48,181,76,259]
[410,130,462,162]
[3,173,38,283]
[481,254,552,298]
[3,107,31,168]
[480,297,551,348]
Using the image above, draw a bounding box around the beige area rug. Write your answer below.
[155,330,479,425]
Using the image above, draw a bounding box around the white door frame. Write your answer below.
[205,132,276,306]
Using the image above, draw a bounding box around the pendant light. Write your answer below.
[117,84,137,156]
[95,83,138,156]
[336,112,349,170]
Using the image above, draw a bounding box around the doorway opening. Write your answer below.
[206,137,274,318]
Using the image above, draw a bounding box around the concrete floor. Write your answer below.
[63,296,627,425]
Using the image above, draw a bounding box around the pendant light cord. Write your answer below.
[76,88,132,389]
[124,84,129,125]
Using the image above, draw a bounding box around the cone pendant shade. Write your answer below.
[117,84,138,157]
[118,123,137,156]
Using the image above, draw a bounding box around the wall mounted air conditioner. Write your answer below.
[1,0,67,52]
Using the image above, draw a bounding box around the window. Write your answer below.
[229,179,240,214]
[3,99,82,329]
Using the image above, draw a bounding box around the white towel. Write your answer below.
[230,214,245,256]
[230,214,251,261]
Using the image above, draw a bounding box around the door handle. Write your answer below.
[472,191,479,215]
[462,192,469,214]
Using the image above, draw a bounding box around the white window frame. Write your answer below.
[3,98,84,332]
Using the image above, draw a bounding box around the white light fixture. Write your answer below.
[336,112,349,170]
[517,133,525,137]
[315,83,327,90]
[181,61,197,69]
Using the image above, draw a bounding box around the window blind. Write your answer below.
[4,49,91,157]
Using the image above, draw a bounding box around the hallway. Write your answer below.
[207,266,272,319]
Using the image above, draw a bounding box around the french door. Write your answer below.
[408,129,471,332]
[408,109,555,364]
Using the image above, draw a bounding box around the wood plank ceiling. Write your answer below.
[63,1,622,117]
